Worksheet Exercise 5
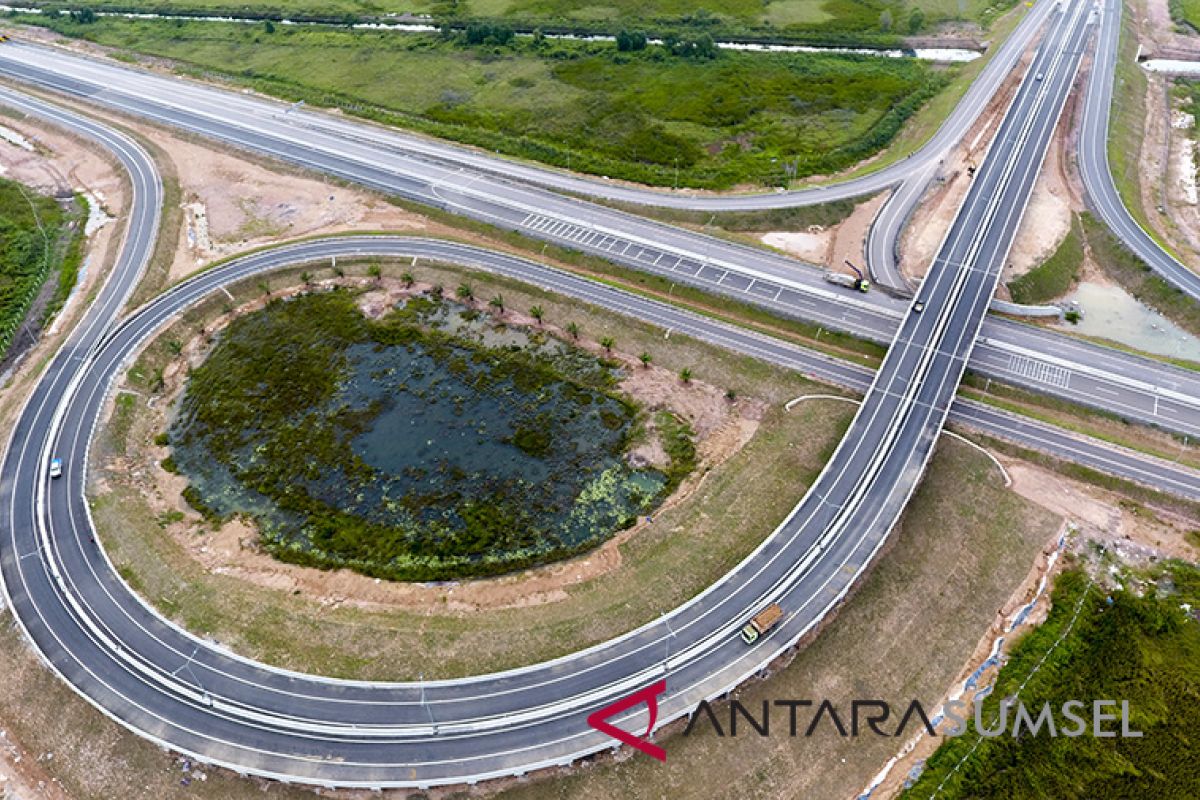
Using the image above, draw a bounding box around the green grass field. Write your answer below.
[902,563,1200,799]
[29,16,950,188]
[1171,0,1200,32]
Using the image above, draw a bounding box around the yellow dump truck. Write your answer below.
[740,602,783,644]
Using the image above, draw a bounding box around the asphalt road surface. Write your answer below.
[2,21,1198,440]
[1078,0,1200,300]
[0,2,1116,789]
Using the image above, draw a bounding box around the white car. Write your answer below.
[49,457,63,479]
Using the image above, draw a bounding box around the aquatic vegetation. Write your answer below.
[168,289,691,581]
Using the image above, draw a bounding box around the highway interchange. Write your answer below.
[0,0,1198,789]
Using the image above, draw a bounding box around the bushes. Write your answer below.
[902,564,1200,798]
[0,178,78,361]
[27,15,946,189]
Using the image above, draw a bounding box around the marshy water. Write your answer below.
[1056,281,1200,363]
[168,291,678,581]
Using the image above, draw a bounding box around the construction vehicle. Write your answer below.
[825,260,870,293]
[0,34,9,43]
[740,602,783,644]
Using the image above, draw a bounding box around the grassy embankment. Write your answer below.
[19,0,1013,41]
[0,176,86,360]
[1006,214,1083,305]
[1170,0,1200,32]
[93,257,858,680]
[902,563,1200,799]
[26,15,950,188]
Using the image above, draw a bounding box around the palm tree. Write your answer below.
[431,283,444,299]
[566,321,580,340]
[599,336,614,354]
[489,294,505,313]
[679,367,693,384]
[639,351,652,368]
[333,264,345,278]
[367,263,382,283]
[529,305,544,324]
[301,271,313,286]
[456,283,474,301]
[257,280,271,297]
[401,271,415,288]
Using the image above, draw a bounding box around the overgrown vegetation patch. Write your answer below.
[902,562,1200,798]
[0,177,84,361]
[168,289,691,581]
[27,16,949,188]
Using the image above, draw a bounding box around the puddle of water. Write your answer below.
[1055,281,1200,362]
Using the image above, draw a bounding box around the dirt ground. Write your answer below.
[759,193,887,271]
[114,275,767,617]
[163,136,425,282]
[1003,98,1080,283]
[1126,0,1200,270]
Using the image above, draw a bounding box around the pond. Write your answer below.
[1056,281,1200,363]
[167,289,684,582]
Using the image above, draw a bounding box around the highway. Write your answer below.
[0,2,1115,789]
[3,23,1200,442]
[0,0,1056,213]
[1078,0,1200,300]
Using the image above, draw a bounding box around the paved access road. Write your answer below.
[1078,0,1200,300]
[0,3,1115,789]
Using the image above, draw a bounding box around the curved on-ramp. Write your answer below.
[0,7,1191,791]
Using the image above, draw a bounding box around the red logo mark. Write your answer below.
[586,680,667,762]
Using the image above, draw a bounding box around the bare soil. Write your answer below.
[164,136,425,282]
[1003,98,1079,283]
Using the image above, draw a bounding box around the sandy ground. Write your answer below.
[759,193,887,271]
[1003,101,1078,282]
[1127,0,1200,269]
[163,136,425,282]
[110,276,768,616]
[0,723,72,800]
